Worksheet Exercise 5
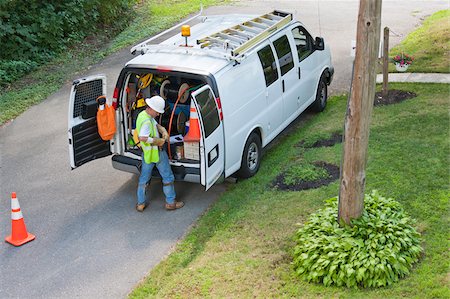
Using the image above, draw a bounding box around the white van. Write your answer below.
[68,10,334,190]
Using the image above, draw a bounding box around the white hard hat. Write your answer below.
[145,96,165,113]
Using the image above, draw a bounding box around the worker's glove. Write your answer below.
[158,125,170,141]
[152,138,166,147]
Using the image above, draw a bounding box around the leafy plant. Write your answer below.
[293,190,422,288]
[0,0,134,87]
[392,53,414,66]
[283,163,329,185]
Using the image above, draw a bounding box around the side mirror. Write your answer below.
[315,37,325,51]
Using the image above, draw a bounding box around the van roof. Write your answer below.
[126,14,258,75]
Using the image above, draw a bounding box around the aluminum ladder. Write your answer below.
[197,10,293,58]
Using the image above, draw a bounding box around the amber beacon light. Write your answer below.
[181,25,191,47]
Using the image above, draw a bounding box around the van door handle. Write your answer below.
[282,80,285,93]
[298,67,301,79]
[208,145,219,167]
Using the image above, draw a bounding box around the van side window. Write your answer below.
[194,88,220,138]
[273,35,294,76]
[258,45,279,87]
[292,27,314,61]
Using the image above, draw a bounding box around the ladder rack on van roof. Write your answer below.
[130,10,293,63]
[197,10,293,58]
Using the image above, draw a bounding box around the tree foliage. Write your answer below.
[0,0,135,85]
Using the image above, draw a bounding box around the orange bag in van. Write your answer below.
[96,96,116,141]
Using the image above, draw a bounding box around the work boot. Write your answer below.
[136,203,147,212]
[165,201,184,210]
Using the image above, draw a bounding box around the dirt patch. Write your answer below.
[295,132,343,148]
[374,89,417,106]
[311,132,342,148]
[272,161,340,191]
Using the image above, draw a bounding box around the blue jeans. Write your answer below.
[137,150,176,205]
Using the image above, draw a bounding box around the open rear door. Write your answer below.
[68,75,112,169]
[191,85,225,190]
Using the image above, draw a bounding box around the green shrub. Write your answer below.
[0,60,37,84]
[0,0,134,86]
[293,190,422,288]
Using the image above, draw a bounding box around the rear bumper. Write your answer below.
[111,154,200,182]
[112,154,140,175]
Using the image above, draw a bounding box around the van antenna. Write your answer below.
[317,0,322,36]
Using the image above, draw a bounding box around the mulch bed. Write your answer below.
[311,132,343,148]
[272,161,340,191]
[374,89,417,106]
[295,132,343,148]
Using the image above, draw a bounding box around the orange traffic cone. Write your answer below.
[5,192,35,246]
[183,101,201,142]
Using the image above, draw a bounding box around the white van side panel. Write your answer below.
[215,53,267,177]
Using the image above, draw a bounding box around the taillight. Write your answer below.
[156,66,172,72]
[216,97,223,120]
[112,87,119,109]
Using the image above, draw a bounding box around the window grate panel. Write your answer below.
[73,79,103,118]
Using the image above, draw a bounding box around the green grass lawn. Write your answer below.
[130,83,449,298]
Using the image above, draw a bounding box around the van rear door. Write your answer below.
[190,85,224,190]
[68,75,112,169]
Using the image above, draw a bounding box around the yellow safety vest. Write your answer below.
[136,111,159,164]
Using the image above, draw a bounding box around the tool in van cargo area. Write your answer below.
[127,83,137,128]
[5,192,35,247]
[160,80,175,100]
[137,73,153,89]
[96,95,116,141]
[167,84,191,159]
[178,83,190,103]
[133,98,147,109]
[176,111,187,135]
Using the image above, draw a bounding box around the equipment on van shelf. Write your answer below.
[160,80,191,103]
[166,83,191,159]
[128,73,162,134]
[137,73,153,89]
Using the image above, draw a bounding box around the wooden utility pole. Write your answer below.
[338,0,382,225]
[382,27,389,96]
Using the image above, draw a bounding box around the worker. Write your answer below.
[135,95,184,212]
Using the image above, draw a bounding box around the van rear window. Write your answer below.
[195,88,220,138]
[257,45,279,87]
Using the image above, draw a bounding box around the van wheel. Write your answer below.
[311,74,328,112]
[237,133,262,178]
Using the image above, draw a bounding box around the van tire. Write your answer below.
[237,133,262,178]
[311,74,328,112]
